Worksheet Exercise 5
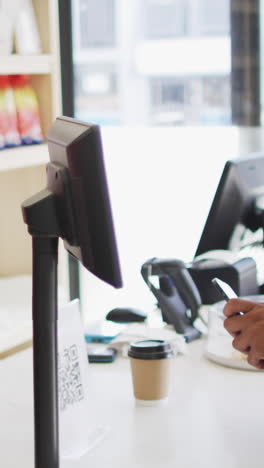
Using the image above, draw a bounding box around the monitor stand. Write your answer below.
[22,189,61,468]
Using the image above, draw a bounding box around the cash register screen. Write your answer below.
[47,116,123,289]
[195,153,264,284]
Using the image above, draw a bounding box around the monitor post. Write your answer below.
[22,189,62,468]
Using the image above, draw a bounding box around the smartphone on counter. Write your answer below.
[87,347,117,363]
[211,277,238,301]
[84,320,126,344]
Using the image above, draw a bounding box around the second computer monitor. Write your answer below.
[195,153,264,259]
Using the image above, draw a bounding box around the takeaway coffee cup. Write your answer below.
[128,339,174,406]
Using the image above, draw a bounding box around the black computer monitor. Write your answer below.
[46,115,122,288]
[195,153,264,270]
[22,116,123,468]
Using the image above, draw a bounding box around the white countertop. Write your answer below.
[1,338,264,468]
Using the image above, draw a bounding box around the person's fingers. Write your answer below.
[224,316,243,337]
[247,351,264,370]
[223,299,264,317]
[232,320,264,370]
[224,308,264,336]
[232,328,252,353]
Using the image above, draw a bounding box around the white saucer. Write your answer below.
[204,336,260,371]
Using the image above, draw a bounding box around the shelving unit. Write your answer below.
[0,0,67,356]
[0,0,62,277]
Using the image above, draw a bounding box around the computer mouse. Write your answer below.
[106,307,147,323]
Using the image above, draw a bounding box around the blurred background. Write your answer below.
[63,0,264,321]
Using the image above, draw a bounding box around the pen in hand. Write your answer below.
[211,277,243,316]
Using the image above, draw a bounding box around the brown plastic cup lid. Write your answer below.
[128,339,173,360]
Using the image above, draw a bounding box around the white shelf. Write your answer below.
[0,54,55,75]
[0,143,49,172]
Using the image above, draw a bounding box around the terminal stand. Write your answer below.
[20,117,123,468]
[22,189,62,468]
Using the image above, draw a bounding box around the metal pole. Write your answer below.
[32,236,59,468]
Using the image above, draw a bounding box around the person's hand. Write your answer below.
[223,298,264,369]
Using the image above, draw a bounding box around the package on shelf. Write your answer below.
[0,10,13,55]
[9,74,43,145]
[15,0,42,54]
[0,0,41,55]
[0,75,21,148]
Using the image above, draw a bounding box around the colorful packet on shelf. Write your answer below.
[0,75,21,149]
[9,74,43,145]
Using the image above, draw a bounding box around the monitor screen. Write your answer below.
[46,116,122,288]
[195,153,264,283]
